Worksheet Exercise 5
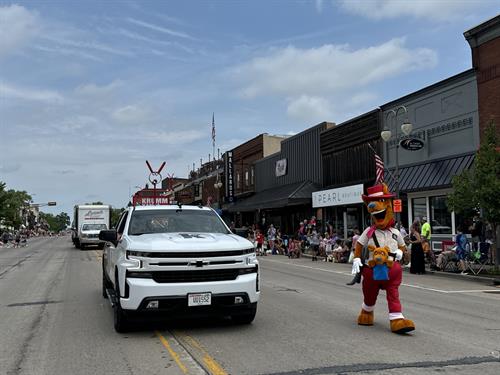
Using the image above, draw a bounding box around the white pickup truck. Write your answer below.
[100,205,260,332]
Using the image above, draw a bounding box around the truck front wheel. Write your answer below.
[113,278,130,333]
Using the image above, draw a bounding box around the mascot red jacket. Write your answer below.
[351,183,415,334]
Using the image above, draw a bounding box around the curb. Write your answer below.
[300,253,500,286]
[422,269,500,286]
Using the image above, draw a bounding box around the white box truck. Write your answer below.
[72,205,111,250]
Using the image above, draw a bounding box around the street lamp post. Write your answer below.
[381,105,413,224]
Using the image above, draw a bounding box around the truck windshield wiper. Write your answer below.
[130,232,148,236]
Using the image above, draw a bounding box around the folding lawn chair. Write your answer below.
[466,242,490,275]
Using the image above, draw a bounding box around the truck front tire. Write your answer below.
[113,278,130,333]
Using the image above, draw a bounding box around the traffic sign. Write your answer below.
[393,199,402,213]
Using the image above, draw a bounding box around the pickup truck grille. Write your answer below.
[150,268,256,283]
[127,249,253,258]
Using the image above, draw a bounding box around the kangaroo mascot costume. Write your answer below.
[351,183,415,334]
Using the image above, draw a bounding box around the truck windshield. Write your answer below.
[128,209,229,235]
[81,224,107,231]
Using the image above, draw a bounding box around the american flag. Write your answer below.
[211,112,215,147]
[375,153,384,184]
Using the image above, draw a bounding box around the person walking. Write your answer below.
[267,224,276,254]
[409,220,425,274]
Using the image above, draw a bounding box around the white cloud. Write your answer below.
[337,0,499,21]
[111,105,150,124]
[0,4,39,58]
[75,80,123,96]
[231,38,437,98]
[0,82,64,104]
[127,17,195,40]
[287,95,333,122]
[316,0,324,13]
[145,129,205,144]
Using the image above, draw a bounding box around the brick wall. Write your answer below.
[473,36,500,140]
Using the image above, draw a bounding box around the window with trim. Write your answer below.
[251,167,254,185]
[245,170,249,187]
[429,196,452,234]
[412,197,426,224]
[236,172,241,189]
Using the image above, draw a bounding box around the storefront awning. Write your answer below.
[226,181,319,212]
[386,153,474,193]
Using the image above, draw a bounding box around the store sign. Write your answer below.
[275,158,287,177]
[393,199,402,213]
[312,184,364,208]
[225,151,234,202]
[400,138,424,151]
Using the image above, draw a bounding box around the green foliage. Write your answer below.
[448,122,500,227]
[111,207,125,228]
[0,182,32,229]
[39,211,70,232]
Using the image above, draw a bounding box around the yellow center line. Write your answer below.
[155,330,188,374]
[174,331,228,375]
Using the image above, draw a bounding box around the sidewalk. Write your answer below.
[298,252,500,286]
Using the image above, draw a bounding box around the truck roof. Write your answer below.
[130,205,213,212]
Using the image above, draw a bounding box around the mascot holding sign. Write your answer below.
[351,183,415,334]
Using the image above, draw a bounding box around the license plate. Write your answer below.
[188,292,211,306]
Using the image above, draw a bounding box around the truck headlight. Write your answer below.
[118,257,141,270]
[246,253,257,265]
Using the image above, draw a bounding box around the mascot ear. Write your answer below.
[368,245,376,252]
[382,184,391,196]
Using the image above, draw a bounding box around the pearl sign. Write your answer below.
[312,184,364,208]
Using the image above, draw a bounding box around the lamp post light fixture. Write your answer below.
[381,105,413,223]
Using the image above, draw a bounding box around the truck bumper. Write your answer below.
[120,273,260,311]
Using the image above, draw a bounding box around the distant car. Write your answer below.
[431,220,451,234]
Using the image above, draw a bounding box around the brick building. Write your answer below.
[464,14,500,140]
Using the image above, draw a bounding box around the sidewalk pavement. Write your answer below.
[296,252,500,286]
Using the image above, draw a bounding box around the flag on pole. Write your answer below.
[211,112,215,148]
[375,153,384,184]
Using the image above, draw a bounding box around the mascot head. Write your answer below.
[362,183,395,230]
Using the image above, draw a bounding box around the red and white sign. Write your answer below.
[133,196,171,206]
[393,199,402,213]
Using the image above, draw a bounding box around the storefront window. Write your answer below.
[346,207,361,235]
[429,196,452,234]
[412,197,427,223]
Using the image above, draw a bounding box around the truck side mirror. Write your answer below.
[99,229,117,243]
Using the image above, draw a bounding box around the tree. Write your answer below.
[111,207,125,228]
[0,182,32,229]
[39,211,70,232]
[448,122,500,265]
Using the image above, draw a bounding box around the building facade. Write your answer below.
[313,110,382,237]
[381,70,479,250]
[464,14,500,140]
[224,134,285,226]
[229,122,334,234]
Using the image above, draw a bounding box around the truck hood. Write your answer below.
[123,232,253,252]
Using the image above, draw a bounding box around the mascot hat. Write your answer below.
[362,184,395,202]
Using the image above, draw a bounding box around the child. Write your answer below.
[256,230,265,256]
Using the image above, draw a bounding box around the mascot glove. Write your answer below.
[351,258,362,274]
[394,249,403,261]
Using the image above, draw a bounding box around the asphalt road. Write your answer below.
[1,236,499,375]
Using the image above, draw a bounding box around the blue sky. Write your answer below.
[1,0,499,216]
